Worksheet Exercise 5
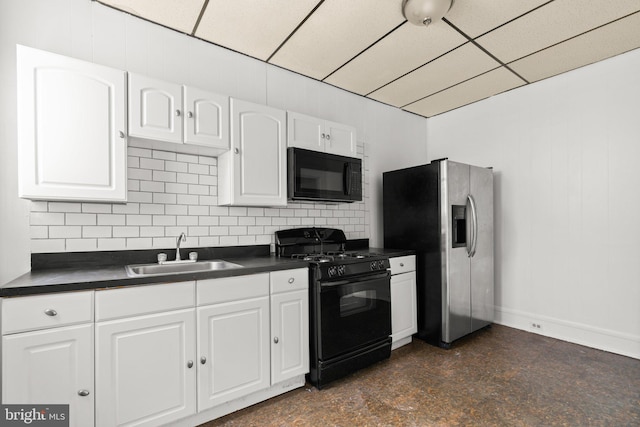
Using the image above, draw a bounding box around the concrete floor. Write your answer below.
[200,325,640,426]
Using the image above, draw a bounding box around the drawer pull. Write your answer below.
[78,390,90,397]
[44,309,58,317]
[288,277,295,284]
[399,263,404,267]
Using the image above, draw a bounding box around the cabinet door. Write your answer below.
[95,309,196,427]
[325,120,357,157]
[128,73,183,144]
[17,45,126,202]
[391,272,418,343]
[270,289,309,384]
[183,86,229,150]
[197,296,270,411]
[287,111,324,151]
[2,324,94,427]
[220,99,287,206]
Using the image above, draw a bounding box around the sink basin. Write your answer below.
[125,260,242,277]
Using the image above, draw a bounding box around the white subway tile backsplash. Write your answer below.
[140,157,164,170]
[153,170,177,182]
[82,203,113,214]
[66,213,97,226]
[83,226,112,238]
[49,202,82,213]
[30,145,369,253]
[113,227,140,238]
[98,214,126,226]
[49,226,82,239]
[127,215,152,226]
[66,239,98,251]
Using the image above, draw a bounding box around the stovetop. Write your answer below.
[275,228,390,280]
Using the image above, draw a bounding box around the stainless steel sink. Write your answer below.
[125,260,242,277]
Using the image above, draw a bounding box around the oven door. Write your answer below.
[288,148,362,202]
[318,270,391,361]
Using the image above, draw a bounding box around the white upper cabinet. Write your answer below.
[218,99,287,207]
[17,45,127,202]
[183,86,229,149]
[128,73,229,153]
[287,111,357,157]
[128,73,183,144]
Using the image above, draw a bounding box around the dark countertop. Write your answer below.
[1,246,415,297]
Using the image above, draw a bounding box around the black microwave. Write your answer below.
[287,148,362,203]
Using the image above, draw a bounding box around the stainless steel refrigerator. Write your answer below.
[383,159,494,348]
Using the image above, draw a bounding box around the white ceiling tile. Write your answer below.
[269,0,405,80]
[325,21,466,95]
[195,0,320,61]
[446,0,549,38]
[97,0,205,34]
[404,67,525,117]
[368,42,500,107]
[510,12,640,83]
[476,0,640,63]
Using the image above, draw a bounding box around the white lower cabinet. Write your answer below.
[270,269,309,385]
[197,295,270,410]
[1,268,309,427]
[95,309,196,427]
[390,255,418,350]
[2,324,94,427]
[1,290,95,427]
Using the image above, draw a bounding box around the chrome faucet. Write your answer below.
[175,232,186,261]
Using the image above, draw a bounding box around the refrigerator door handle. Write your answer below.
[467,194,478,257]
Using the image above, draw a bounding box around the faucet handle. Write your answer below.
[189,252,198,261]
[157,253,168,264]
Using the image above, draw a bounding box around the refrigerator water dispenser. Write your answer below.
[452,205,466,248]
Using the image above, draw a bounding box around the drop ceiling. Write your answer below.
[96,0,640,118]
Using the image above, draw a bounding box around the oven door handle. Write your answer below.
[319,270,390,289]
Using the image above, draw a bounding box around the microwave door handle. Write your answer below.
[344,163,352,196]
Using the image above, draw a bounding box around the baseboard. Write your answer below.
[495,306,640,360]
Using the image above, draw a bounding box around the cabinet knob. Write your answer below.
[187,360,194,369]
[273,337,279,344]
[118,131,125,139]
[176,109,181,117]
[321,133,326,139]
[326,134,331,141]
[44,309,57,317]
[200,356,207,365]
[399,263,404,267]
[78,390,90,397]
[234,148,239,154]
[188,111,193,118]
[288,277,295,284]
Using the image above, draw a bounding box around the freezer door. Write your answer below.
[441,161,471,343]
[470,165,494,331]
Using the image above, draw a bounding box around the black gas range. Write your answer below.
[275,228,391,389]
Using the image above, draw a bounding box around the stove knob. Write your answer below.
[328,266,336,277]
[378,260,386,270]
[338,265,346,276]
[370,261,376,271]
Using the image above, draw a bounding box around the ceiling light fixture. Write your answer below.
[402,0,454,26]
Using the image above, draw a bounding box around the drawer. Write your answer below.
[1,291,94,335]
[197,273,269,306]
[270,268,308,294]
[95,281,195,321]
[390,255,416,275]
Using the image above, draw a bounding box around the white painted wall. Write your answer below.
[0,0,427,284]
[427,48,640,359]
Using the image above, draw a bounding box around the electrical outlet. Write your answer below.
[530,322,542,330]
